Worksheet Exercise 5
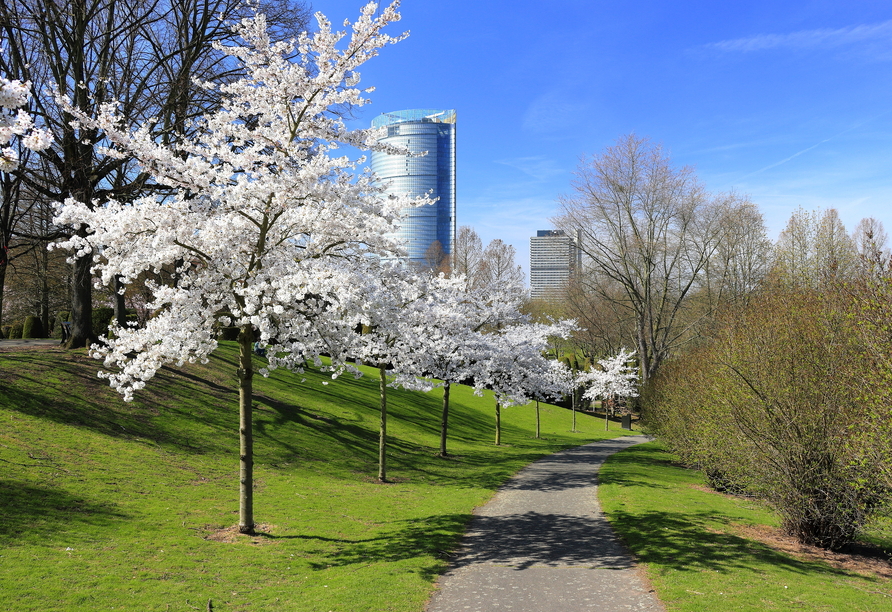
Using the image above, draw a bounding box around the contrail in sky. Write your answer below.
[737,110,892,182]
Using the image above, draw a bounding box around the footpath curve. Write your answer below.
[425,435,664,612]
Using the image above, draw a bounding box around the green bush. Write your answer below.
[215,313,239,341]
[645,287,888,551]
[1,325,10,339]
[92,307,115,338]
[9,322,23,339]
[22,316,45,339]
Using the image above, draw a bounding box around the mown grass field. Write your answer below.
[0,341,634,612]
[599,442,892,611]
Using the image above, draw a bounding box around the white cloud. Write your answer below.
[706,20,892,55]
[494,156,566,181]
[522,91,589,135]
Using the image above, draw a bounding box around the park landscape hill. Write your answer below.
[0,340,634,611]
[3,341,892,612]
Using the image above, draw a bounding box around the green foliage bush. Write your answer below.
[22,316,45,339]
[92,307,115,338]
[51,312,71,339]
[215,313,239,341]
[9,322,23,339]
[0,325,9,339]
[644,286,891,551]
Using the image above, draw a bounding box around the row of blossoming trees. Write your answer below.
[15,2,638,535]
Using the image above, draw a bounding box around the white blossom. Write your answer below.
[52,2,418,400]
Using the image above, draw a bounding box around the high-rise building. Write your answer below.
[530,229,580,300]
[371,109,456,266]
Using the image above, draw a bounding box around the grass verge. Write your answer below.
[599,441,892,611]
[0,341,635,611]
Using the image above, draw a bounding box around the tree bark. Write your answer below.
[0,262,6,336]
[237,325,255,534]
[66,226,95,349]
[113,275,127,328]
[494,399,501,446]
[378,363,388,482]
[439,382,450,457]
[571,388,577,432]
[535,399,540,439]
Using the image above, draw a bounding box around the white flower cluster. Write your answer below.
[0,77,53,172]
[577,348,639,402]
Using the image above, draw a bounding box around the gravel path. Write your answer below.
[425,436,664,612]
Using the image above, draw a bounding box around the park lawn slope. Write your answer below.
[0,342,634,612]
[598,441,892,612]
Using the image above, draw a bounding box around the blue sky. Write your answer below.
[319,0,892,279]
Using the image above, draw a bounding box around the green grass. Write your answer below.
[599,442,892,611]
[0,342,635,612]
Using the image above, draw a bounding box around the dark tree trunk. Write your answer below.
[439,382,450,457]
[113,275,127,328]
[237,325,255,534]
[378,363,388,482]
[535,399,540,439]
[66,225,95,349]
[0,262,6,336]
[494,399,501,446]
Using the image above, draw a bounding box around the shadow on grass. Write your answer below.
[0,351,235,455]
[263,513,473,582]
[0,480,128,545]
[602,443,857,580]
[608,508,854,580]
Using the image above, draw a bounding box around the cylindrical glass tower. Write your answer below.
[371,109,456,266]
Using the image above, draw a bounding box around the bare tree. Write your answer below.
[0,0,309,347]
[852,217,889,278]
[451,225,483,281]
[478,238,525,290]
[772,207,859,288]
[553,134,733,383]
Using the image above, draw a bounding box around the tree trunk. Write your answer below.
[0,262,6,336]
[572,388,577,432]
[378,363,388,482]
[494,399,501,446]
[439,382,450,457]
[113,275,127,328]
[535,399,540,439]
[605,396,610,431]
[66,224,95,349]
[237,325,255,534]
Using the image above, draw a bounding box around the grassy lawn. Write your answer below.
[0,342,635,612]
[599,442,892,612]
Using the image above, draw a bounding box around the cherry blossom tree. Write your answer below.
[53,2,419,534]
[473,321,574,446]
[577,348,639,430]
[417,272,529,455]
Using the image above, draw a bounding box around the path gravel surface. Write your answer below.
[425,435,664,612]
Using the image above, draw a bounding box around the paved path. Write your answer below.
[426,436,664,612]
[0,338,60,348]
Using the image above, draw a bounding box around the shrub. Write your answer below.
[215,313,240,341]
[22,316,45,338]
[1,325,10,339]
[92,307,115,338]
[10,322,23,339]
[645,286,888,550]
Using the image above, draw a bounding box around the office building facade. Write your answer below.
[371,109,456,266]
[530,229,580,300]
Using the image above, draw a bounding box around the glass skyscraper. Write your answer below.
[371,109,456,266]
